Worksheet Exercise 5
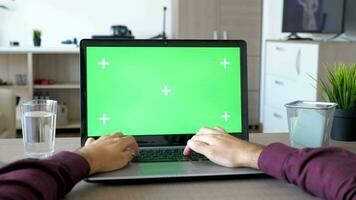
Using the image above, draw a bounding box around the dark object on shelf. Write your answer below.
[150,6,167,40]
[34,79,54,85]
[248,124,261,133]
[33,29,42,47]
[331,109,356,141]
[286,33,313,40]
[34,92,50,100]
[33,39,41,46]
[92,35,135,40]
[61,38,78,45]
[9,41,20,46]
[0,78,10,86]
[92,25,135,39]
[111,25,133,37]
[16,96,20,106]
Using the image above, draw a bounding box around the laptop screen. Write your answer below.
[85,46,242,137]
[81,40,248,146]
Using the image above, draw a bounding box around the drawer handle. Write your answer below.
[296,49,301,75]
[273,113,283,119]
[274,80,284,85]
[275,47,285,51]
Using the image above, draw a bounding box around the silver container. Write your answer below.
[285,101,337,148]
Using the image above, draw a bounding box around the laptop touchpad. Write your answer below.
[138,162,187,176]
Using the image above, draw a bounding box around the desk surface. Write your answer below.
[1,133,355,200]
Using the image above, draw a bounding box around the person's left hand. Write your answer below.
[77,132,139,175]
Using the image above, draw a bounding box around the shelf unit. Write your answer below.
[34,83,80,89]
[0,46,80,131]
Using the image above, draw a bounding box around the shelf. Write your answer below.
[34,83,80,89]
[0,46,79,54]
[57,119,80,129]
[0,85,29,90]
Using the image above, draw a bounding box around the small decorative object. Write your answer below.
[61,38,78,45]
[91,25,135,39]
[0,78,10,86]
[9,41,20,46]
[15,74,27,85]
[33,29,42,47]
[150,7,167,39]
[318,63,356,141]
[57,102,68,126]
[34,79,54,85]
[111,25,132,37]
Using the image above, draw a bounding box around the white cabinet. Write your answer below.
[262,41,319,133]
[261,40,356,133]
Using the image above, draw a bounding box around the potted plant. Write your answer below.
[33,29,42,47]
[319,63,356,141]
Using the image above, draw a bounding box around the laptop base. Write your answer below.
[87,160,263,182]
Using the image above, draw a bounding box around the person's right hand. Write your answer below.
[77,132,139,175]
[183,127,263,169]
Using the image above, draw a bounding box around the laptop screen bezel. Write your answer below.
[80,39,248,147]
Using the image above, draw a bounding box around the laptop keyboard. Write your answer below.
[132,148,208,162]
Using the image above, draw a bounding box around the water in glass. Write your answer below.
[22,111,56,158]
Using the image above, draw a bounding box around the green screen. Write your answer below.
[87,46,242,136]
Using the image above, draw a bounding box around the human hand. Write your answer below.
[77,132,139,175]
[183,127,263,169]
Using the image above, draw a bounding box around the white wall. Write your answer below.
[262,0,287,41]
[0,0,172,46]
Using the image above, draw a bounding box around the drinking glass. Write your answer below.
[21,100,57,158]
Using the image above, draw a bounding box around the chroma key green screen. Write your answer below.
[86,46,242,136]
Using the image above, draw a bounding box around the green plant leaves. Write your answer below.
[0,5,9,9]
[318,63,356,109]
[33,29,42,39]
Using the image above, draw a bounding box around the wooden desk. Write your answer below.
[1,133,355,200]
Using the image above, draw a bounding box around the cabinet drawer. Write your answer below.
[264,75,297,109]
[263,106,289,133]
[266,42,301,80]
[266,42,319,81]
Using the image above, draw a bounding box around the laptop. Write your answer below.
[80,39,262,182]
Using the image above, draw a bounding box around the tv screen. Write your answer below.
[282,0,345,33]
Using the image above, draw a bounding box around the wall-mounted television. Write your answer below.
[282,0,345,39]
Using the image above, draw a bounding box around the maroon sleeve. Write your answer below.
[0,151,90,200]
[258,143,356,200]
